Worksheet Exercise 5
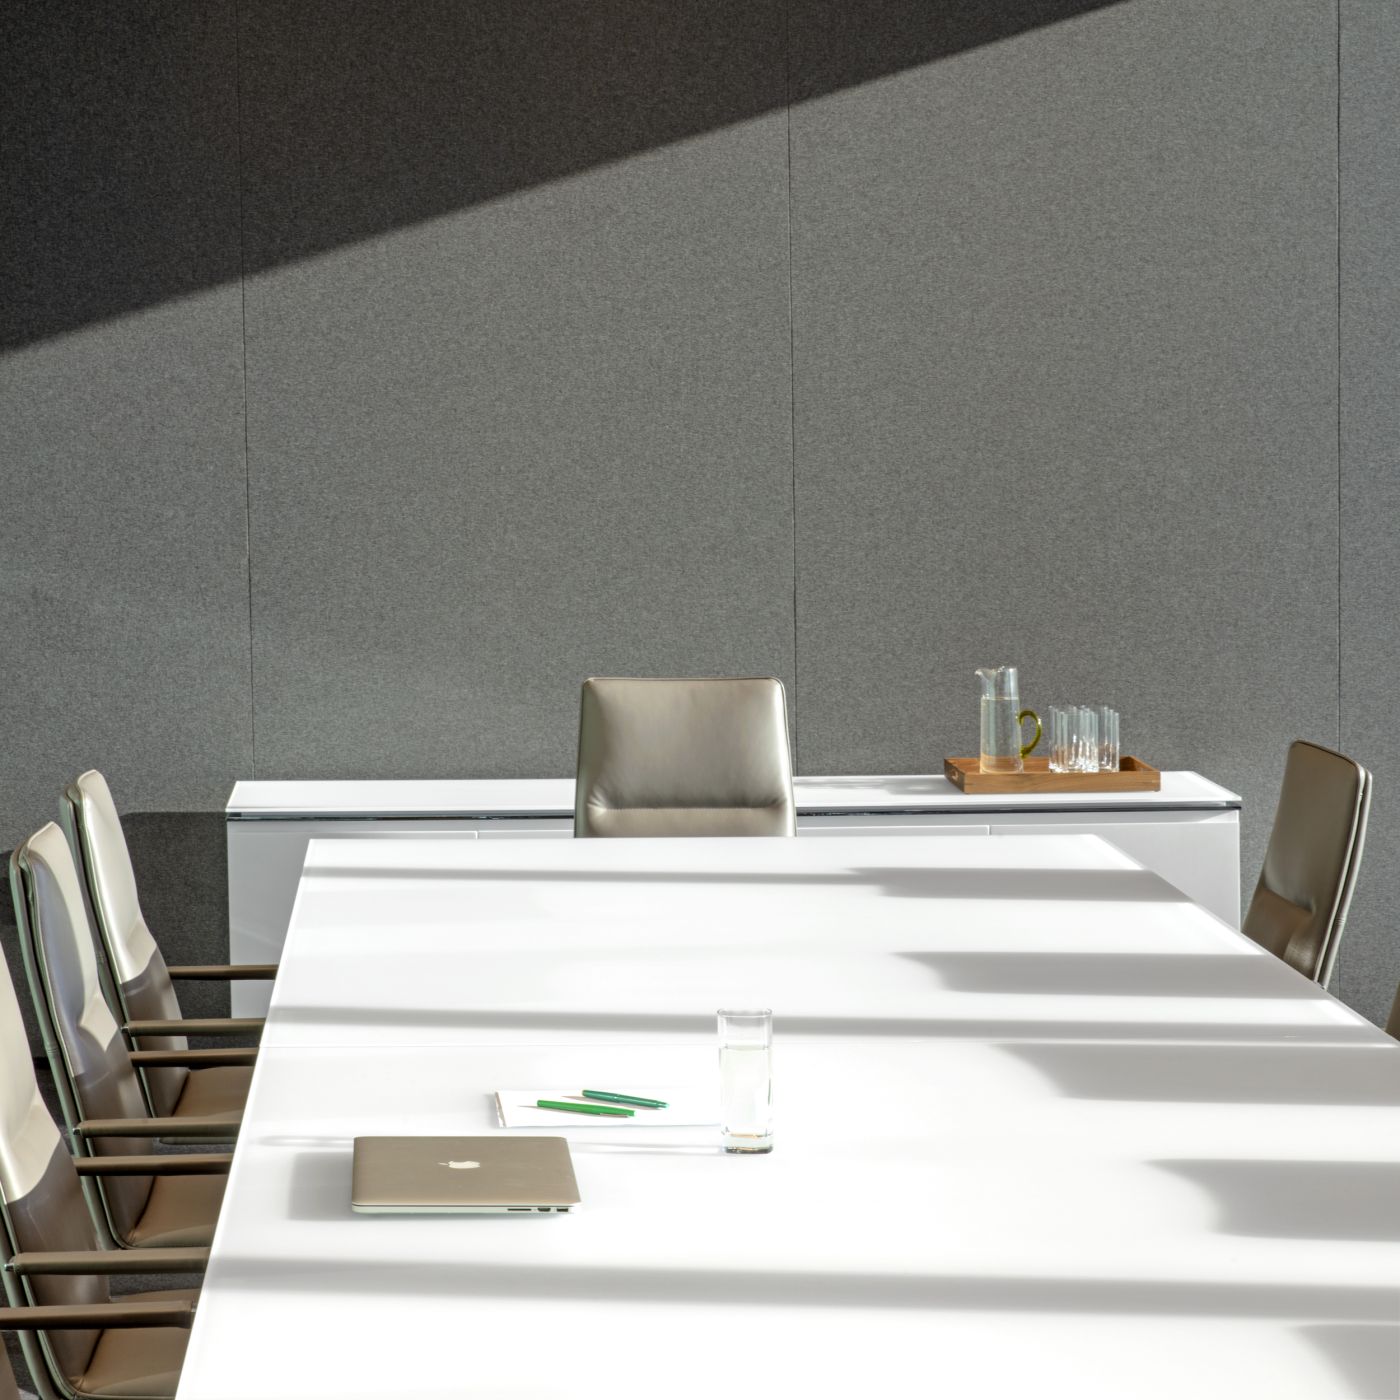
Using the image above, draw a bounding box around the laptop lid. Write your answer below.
[351,1136,580,1214]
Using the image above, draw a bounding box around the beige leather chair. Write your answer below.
[1385,984,1400,1040]
[1242,740,1372,986]
[61,771,267,1118]
[0,935,221,1400]
[1,1300,196,1400]
[9,825,242,1253]
[574,677,796,837]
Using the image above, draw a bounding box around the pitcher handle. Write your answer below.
[1018,709,1042,758]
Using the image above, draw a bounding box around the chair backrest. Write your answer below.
[1386,983,1400,1041]
[0,929,110,1389]
[9,825,157,1244]
[574,677,796,838]
[1242,741,1371,985]
[60,770,189,1115]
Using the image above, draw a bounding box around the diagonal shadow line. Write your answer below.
[897,951,1308,998]
[1004,1041,1400,1105]
[2,0,1129,349]
[1151,1159,1400,1242]
[207,1252,1400,1322]
[1295,1323,1400,1399]
[264,1005,1382,1046]
[299,865,1188,902]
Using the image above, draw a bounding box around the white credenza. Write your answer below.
[225,773,1242,1016]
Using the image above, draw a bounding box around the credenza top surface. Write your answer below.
[226,772,1242,819]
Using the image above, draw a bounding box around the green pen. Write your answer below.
[581,1090,669,1109]
[536,1099,634,1117]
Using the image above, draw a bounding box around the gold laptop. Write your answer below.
[351,1136,580,1214]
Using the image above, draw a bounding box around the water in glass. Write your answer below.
[718,1009,773,1154]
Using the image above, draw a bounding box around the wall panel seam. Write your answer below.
[1336,0,1343,760]
[1334,0,1344,1001]
[784,0,800,772]
[231,0,257,779]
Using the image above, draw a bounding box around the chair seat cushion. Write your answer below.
[172,1065,252,1123]
[75,1288,196,1398]
[122,1171,226,1248]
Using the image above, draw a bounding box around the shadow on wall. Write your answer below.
[2,0,1125,349]
[0,812,231,1057]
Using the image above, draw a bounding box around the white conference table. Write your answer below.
[225,772,1244,1014]
[264,834,1349,1050]
[178,834,1400,1400]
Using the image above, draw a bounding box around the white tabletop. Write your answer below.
[180,834,1399,1400]
[262,834,1353,1050]
[226,771,1241,817]
[181,1038,1400,1400]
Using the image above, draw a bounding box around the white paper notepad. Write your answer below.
[494,1089,718,1128]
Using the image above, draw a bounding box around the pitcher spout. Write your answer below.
[976,665,1017,699]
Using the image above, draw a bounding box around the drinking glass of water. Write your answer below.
[1049,706,1100,773]
[718,1009,773,1154]
[1097,707,1120,772]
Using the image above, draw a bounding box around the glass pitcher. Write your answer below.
[975,666,1041,774]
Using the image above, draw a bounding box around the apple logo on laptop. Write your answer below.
[440,1160,481,1170]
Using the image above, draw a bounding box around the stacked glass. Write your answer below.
[1097,706,1120,772]
[1049,706,1120,773]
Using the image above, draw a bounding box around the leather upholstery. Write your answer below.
[1242,741,1371,985]
[1322,764,1372,988]
[12,828,233,1251]
[0,1347,19,1400]
[119,1175,224,1249]
[3,1143,108,1383]
[0,914,106,1384]
[0,898,71,1270]
[65,772,189,1117]
[13,824,157,1243]
[74,1287,194,1399]
[574,677,795,838]
[0,933,206,1397]
[170,1067,250,1125]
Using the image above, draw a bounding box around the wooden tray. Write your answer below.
[943,755,1161,794]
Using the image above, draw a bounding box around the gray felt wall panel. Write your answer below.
[236,2,795,776]
[0,2,251,850]
[1339,0,1400,1027]
[4,0,1399,1035]
[788,0,1340,925]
